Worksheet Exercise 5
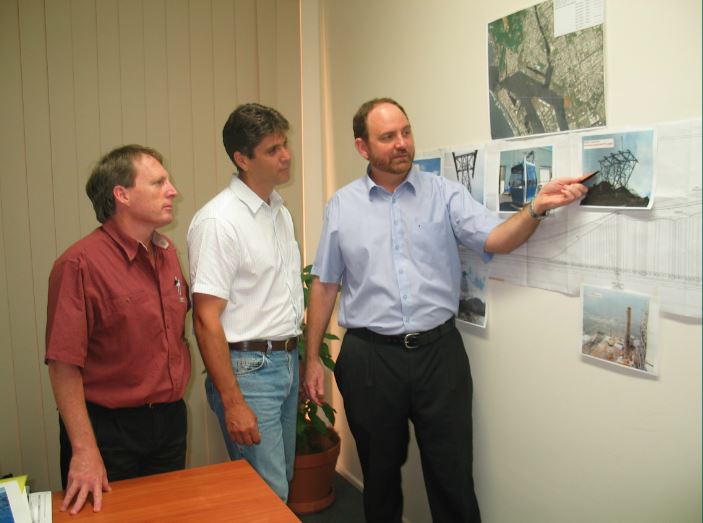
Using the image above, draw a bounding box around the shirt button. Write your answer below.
[402,295,407,300]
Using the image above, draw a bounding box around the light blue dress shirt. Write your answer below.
[312,166,503,335]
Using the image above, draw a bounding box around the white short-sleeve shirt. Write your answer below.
[187,176,303,342]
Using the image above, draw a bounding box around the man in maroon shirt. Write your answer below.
[45,145,191,515]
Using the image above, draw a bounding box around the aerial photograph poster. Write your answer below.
[487,0,605,139]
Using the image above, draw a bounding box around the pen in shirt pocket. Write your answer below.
[174,277,185,302]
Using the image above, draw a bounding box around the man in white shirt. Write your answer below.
[187,103,303,501]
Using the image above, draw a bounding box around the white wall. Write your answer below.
[319,0,702,522]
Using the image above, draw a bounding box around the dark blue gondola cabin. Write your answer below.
[509,159,537,206]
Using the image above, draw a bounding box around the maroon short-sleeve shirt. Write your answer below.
[45,220,191,408]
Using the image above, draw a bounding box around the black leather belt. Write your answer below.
[86,399,183,412]
[348,317,455,350]
[228,336,298,352]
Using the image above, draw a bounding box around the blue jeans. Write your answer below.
[205,348,299,501]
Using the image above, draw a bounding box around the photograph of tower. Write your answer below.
[442,146,486,204]
[580,285,657,376]
[579,129,655,209]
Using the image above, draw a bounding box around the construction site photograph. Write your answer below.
[579,129,655,209]
[580,285,657,376]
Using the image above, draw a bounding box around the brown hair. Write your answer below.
[86,144,163,223]
[352,98,408,141]
[222,103,290,172]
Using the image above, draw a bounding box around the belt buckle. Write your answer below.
[404,332,420,349]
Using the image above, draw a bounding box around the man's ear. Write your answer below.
[113,185,129,205]
[354,137,369,160]
[233,151,248,173]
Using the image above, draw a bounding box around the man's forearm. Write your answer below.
[484,204,540,254]
[193,315,245,407]
[305,278,339,363]
[48,361,99,453]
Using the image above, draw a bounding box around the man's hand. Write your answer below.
[303,278,339,406]
[486,175,590,254]
[192,293,261,446]
[48,360,110,514]
[61,447,111,514]
[303,358,326,406]
[532,176,589,214]
[224,400,261,446]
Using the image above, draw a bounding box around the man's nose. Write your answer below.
[166,180,178,198]
[280,146,291,162]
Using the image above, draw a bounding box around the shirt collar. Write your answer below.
[229,175,283,213]
[101,219,171,262]
[365,164,418,199]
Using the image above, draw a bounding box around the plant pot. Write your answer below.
[288,433,341,514]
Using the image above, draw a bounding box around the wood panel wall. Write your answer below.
[0,0,303,491]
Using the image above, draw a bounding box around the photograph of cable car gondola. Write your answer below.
[497,146,553,212]
[579,129,655,209]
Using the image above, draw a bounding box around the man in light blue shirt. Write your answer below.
[304,98,589,522]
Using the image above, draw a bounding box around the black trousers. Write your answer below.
[335,325,480,523]
[59,399,187,489]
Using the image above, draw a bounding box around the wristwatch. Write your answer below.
[528,199,549,220]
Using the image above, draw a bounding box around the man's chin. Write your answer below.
[391,160,412,173]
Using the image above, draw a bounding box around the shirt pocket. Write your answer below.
[409,221,449,267]
[103,290,153,327]
[163,285,189,336]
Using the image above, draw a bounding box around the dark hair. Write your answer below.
[85,144,164,223]
[222,103,290,171]
[352,97,408,141]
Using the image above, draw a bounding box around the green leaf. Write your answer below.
[321,402,336,426]
[320,353,335,371]
[296,264,339,453]
[310,414,328,434]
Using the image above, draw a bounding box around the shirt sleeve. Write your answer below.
[187,217,240,300]
[446,180,504,262]
[45,257,90,367]
[311,196,344,284]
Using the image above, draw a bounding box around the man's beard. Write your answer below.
[368,149,415,175]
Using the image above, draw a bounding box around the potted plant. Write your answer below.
[288,265,341,514]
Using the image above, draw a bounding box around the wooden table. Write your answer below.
[52,460,301,522]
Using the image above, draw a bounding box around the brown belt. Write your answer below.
[228,336,298,352]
